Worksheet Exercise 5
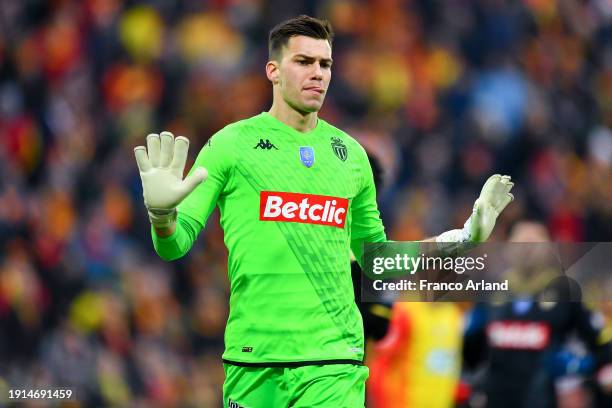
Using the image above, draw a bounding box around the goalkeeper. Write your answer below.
[134,15,514,408]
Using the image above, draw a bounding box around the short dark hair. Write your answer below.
[268,15,334,60]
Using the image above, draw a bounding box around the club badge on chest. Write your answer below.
[300,146,315,168]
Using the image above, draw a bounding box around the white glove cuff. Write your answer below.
[435,215,473,253]
[148,208,177,229]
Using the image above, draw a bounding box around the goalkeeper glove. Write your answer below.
[436,174,514,248]
[134,131,207,228]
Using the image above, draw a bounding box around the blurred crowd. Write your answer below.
[0,0,611,406]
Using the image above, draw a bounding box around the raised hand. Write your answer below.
[134,131,207,227]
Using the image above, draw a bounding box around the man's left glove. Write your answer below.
[437,174,514,247]
[134,131,207,228]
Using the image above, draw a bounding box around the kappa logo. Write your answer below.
[331,137,347,161]
[254,139,278,150]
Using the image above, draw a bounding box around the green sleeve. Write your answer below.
[152,212,203,261]
[177,129,235,225]
[350,147,387,266]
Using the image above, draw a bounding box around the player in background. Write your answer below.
[356,153,469,408]
[462,221,612,408]
[594,301,612,407]
[134,15,514,407]
[367,301,466,408]
[351,152,392,343]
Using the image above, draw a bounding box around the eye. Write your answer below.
[297,60,309,65]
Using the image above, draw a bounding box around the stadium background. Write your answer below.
[0,0,611,406]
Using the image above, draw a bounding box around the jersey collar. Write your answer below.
[260,112,323,137]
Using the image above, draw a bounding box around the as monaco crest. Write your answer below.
[300,146,315,168]
[331,137,347,161]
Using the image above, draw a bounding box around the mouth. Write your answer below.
[303,86,325,95]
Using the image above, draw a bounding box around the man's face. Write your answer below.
[268,35,332,114]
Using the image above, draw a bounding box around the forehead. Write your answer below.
[282,35,332,59]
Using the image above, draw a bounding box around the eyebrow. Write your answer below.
[293,54,333,64]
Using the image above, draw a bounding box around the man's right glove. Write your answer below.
[134,131,207,228]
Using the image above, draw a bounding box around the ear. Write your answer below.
[266,61,280,85]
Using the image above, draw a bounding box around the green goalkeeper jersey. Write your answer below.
[153,112,386,365]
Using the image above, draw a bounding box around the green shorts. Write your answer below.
[223,363,369,408]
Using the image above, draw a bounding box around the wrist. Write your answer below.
[435,215,474,254]
[148,208,177,229]
[154,223,177,238]
[436,215,472,242]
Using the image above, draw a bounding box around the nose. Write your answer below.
[311,62,323,80]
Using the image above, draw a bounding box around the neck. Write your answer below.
[268,100,318,133]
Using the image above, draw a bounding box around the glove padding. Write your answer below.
[469,174,514,242]
[436,174,514,250]
[134,131,207,227]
